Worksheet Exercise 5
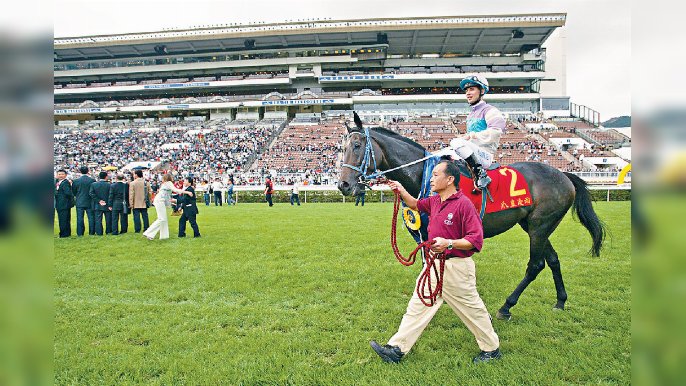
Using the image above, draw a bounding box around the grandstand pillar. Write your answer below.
[210,108,233,120]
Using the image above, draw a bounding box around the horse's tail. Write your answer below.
[564,172,607,257]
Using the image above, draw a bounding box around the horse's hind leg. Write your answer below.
[544,240,567,310]
[496,224,548,320]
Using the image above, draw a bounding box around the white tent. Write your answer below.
[121,161,162,170]
[185,129,215,136]
[159,142,191,150]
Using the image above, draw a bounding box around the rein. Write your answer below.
[389,186,446,307]
[342,129,447,306]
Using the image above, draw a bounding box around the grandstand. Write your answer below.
[53,13,630,184]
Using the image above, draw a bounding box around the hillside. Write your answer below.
[602,116,631,128]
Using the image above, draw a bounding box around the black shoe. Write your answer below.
[473,348,502,364]
[178,235,186,238]
[465,154,491,190]
[370,340,404,363]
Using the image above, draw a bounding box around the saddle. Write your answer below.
[405,158,515,244]
[458,164,533,215]
[455,159,501,180]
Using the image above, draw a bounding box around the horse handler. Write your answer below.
[370,159,502,364]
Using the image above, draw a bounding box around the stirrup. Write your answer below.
[473,171,491,191]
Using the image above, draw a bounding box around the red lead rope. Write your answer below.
[389,187,446,307]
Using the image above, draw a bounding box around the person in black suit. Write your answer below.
[54,169,74,238]
[72,166,96,236]
[120,174,131,234]
[108,173,129,235]
[89,171,112,235]
[178,177,201,238]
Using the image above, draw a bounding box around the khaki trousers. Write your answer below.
[387,256,500,353]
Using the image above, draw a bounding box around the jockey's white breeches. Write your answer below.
[448,138,494,168]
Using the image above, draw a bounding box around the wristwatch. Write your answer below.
[447,240,454,250]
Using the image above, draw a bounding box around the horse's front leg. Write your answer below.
[496,235,547,320]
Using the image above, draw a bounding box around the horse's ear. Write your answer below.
[353,111,364,130]
[344,121,355,134]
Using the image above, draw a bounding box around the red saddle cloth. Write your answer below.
[459,166,533,214]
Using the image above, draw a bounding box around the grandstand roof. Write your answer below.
[54,14,565,61]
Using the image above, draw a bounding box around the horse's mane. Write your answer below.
[369,127,426,152]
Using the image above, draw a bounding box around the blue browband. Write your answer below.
[341,128,383,181]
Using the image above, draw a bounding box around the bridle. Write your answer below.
[341,128,382,184]
[341,127,437,186]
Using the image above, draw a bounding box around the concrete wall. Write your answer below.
[540,28,567,98]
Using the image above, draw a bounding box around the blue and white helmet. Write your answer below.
[459,74,489,94]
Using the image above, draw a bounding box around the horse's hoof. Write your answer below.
[553,302,565,311]
[496,311,512,321]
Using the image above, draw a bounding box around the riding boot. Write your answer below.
[465,154,491,191]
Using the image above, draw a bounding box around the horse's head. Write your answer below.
[338,112,382,196]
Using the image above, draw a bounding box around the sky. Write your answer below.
[52,0,631,119]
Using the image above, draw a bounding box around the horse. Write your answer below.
[337,113,606,320]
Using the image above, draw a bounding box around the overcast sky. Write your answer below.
[53,0,631,119]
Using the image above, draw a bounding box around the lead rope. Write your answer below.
[389,186,446,307]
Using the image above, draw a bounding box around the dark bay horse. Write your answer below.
[338,114,606,319]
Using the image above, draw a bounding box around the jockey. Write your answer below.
[436,74,505,190]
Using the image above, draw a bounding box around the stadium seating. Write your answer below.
[577,129,630,146]
[53,119,278,179]
[251,122,343,175]
[388,119,460,151]
[55,112,627,183]
[54,71,290,91]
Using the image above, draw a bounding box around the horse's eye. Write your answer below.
[353,143,361,149]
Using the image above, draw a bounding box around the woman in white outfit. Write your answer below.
[143,174,192,240]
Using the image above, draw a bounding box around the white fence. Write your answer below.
[200,184,630,203]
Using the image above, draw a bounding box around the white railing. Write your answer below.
[569,171,631,182]
[199,183,630,204]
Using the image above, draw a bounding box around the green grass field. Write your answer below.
[55,201,630,385]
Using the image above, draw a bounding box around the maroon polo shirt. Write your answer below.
[416,190,484,258]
